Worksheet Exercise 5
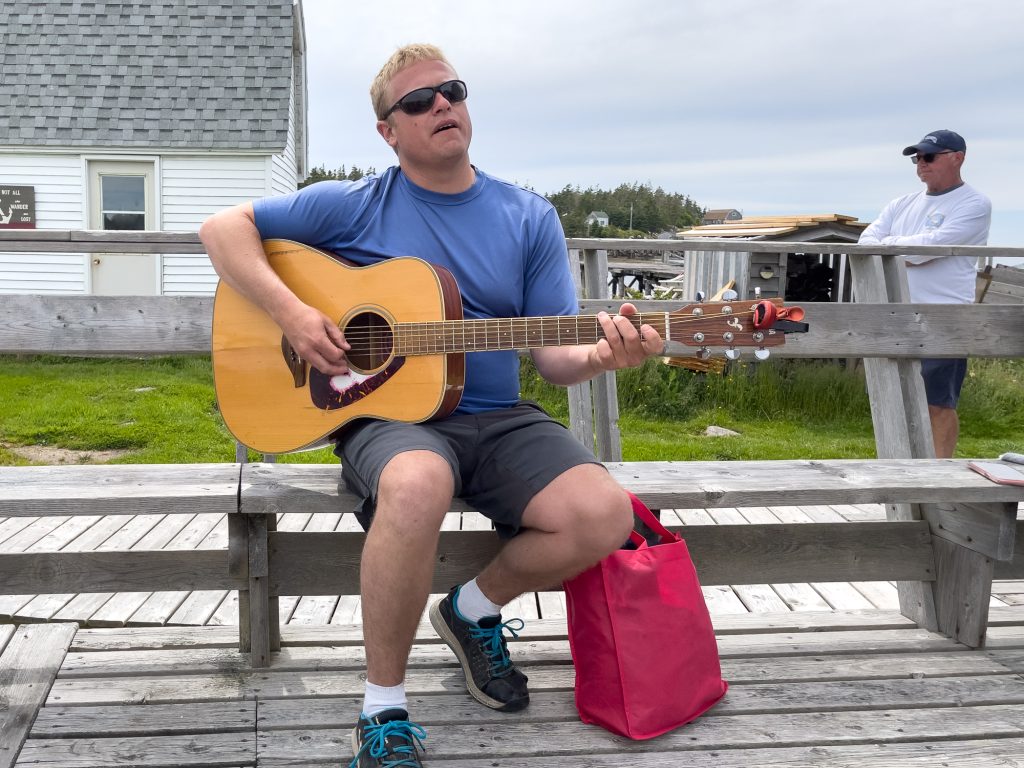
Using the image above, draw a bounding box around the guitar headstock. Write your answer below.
[668,298,807,360]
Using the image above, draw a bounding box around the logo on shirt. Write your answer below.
[925,211,945,230]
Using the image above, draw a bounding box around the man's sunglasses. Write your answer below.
[911,151,955,165]
[383,80,468,118]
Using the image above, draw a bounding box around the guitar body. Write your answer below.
[212,240,464,453]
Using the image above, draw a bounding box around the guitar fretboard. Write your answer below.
[394,313,670,355]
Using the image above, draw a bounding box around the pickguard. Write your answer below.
[309,357,406,410]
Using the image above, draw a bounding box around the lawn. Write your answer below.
[0,355,1021,465]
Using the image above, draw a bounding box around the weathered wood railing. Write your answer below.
[1,231,1023,669]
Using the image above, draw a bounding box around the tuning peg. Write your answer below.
[695,290,706,302]
[721,289,738,301]
[724,348,741,360]
[754,286,761,299]
[695,347,711,360]
[754,348,771,361]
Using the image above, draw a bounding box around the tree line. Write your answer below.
[300,167,705,237]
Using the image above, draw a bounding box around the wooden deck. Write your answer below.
[2,503,1021,628]
[4,605,1024,766]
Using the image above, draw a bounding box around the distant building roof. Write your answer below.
[0,0,298,151]
[702,208,742,224]
[679,213,867,239]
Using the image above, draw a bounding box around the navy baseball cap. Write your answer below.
[902,130,967,156]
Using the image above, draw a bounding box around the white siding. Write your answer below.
[160,154,270,295]
[160,155,269,232]
[0,252,86,294]
[0,154,87,292]
[270,83,299,195]
[0,153,84,228]
[162,253,220,296]
[683,249,749,303]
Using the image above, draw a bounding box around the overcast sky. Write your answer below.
[300,0,1023,263]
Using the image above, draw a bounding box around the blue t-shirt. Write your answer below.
[252,166,578,413]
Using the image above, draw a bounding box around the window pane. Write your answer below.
[103,212,146,230]
[101,176,145,212]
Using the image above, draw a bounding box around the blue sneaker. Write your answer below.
[429,586,530,712]
[350,708,425,768]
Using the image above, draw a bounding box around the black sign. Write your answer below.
[0,185,36,229]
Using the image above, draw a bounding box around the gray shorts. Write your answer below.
[335,401,601,539]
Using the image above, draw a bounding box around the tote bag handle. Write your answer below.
[627,492,678,546]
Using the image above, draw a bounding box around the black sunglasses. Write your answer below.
[383,79,468,118]
[911,151,954,165]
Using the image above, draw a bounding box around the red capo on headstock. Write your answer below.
[752,300,807,332]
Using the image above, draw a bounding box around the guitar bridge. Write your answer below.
[281,336,307,388]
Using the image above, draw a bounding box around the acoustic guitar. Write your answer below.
[212,240,806,453]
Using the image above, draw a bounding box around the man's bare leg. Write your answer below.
[928,405,960,458]
[361,450,454,686]
[476,463,634,604]
[429,462,632,711]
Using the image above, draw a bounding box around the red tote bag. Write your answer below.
[564,492,727,739]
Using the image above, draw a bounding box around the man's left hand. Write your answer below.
[592,303,664,372]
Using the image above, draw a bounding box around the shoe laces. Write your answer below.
[350,719,427,768]
[469,617,524,676]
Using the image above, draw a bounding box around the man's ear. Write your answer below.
[377,119,397,148]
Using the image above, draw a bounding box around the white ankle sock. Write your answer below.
[456,578,503,623]
[362,681,407,718]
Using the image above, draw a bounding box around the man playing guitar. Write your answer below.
[200,43,664,767]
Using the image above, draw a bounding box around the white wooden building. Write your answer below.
[0,0,308,295]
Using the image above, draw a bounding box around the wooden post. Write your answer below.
[849,252,938,631]
[566,248,596,450]
[581,248,622,462]
[246,514,272,667]
[228,513,250,653]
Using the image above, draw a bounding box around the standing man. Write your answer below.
[859,130,991,458]
[200,44,664,767]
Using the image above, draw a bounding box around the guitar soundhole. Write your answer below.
[344,311,394,373]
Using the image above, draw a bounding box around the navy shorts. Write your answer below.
[335,401,602,539]
[920,358,967,408]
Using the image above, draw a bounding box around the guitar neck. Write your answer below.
[394,313,668,355]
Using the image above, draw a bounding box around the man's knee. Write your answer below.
[527,466,634,554]
[374,450,455,529]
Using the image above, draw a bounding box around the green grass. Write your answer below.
[0,354,1021,465]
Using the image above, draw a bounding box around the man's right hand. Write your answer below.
[277,302,351,376]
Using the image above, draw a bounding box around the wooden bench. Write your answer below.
[2,458,1022,663]
[1,458,1023,765]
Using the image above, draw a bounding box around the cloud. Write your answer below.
[300,0,1024,257]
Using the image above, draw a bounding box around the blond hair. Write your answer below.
[370,43,452,121]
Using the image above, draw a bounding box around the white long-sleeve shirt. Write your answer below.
[858,182,991,303]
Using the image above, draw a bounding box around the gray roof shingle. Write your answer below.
[0,1,296,150]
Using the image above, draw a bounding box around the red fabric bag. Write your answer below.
[564,492,727,739]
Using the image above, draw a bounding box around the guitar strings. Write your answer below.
[331,309,767,356]
[334,310,759,339]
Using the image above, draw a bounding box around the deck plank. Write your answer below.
[417,739,1024,767]
[255,706,1024,762]
[15,732,255,767]
[0,623,76,768]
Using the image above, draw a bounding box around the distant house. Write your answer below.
[585,211,610,228]
[0,0,308,295]
[701,208,742,226]
[677,214,868,302]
